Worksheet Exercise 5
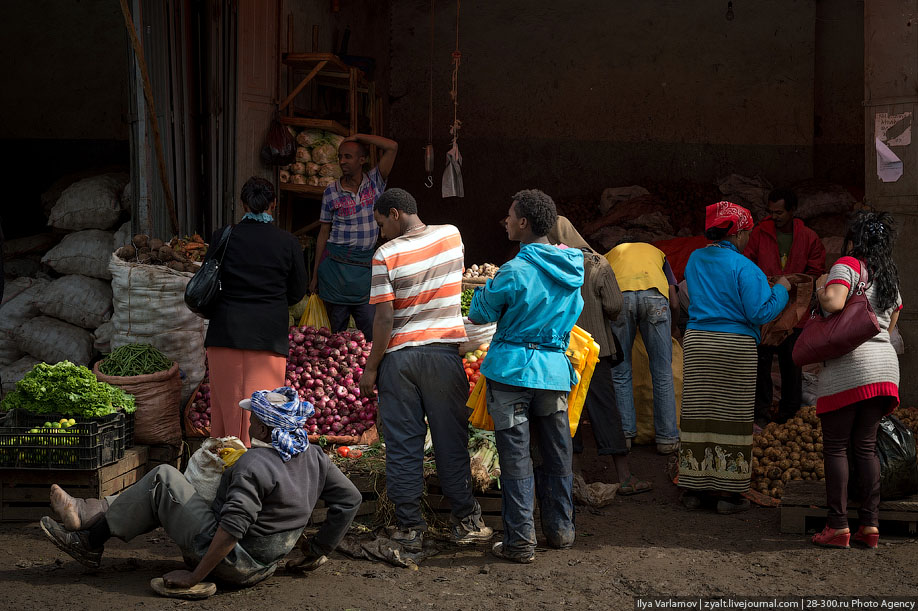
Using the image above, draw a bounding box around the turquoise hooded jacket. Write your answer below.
[468,243,584,391]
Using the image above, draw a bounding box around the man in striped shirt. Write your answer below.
[358,188,493,552]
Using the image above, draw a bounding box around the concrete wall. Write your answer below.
[386,0,862,262]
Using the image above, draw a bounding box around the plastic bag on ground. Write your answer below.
[572,473,619,508]
[849,415,918,500]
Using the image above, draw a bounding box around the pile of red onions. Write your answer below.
[188,367,212,430]
[285,326,376,437]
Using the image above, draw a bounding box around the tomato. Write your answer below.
[349,449,363,459]
[465,367,474,377]
[336,446,350,458]
[470,361,480,370]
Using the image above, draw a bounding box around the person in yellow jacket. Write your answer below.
[605,240,681,455]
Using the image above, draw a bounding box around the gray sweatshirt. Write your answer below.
[212,444,328,542]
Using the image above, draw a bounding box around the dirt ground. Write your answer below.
[1,440,917,610]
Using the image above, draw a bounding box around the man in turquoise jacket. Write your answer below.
[469,189,584,563]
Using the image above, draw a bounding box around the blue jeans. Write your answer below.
[487,380,574,554]
[610,289,679,443]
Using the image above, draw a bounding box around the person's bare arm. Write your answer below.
[162,526,237,588]
[358,301,394,398]
[310,222,332,294]
[889,309,900,335]
[344,134,398,180]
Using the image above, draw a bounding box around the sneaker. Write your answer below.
[286,538,328,573]
[656,442,680,455]
[491,541,535,564]
[40,516,103,569]
[450,514,495,545]
[391,527,424,553]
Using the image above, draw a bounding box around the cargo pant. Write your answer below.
[376,343,480,529]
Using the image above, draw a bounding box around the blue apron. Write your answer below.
[317,242,374,305]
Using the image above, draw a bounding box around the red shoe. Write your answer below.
[811,526,850,549]
[852,527,879,549]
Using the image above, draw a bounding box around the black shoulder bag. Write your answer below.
[184,225,234,318]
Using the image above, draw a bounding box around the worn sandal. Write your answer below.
[619,476,653,496]
[150,578,217,600]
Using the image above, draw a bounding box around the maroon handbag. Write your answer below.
[792,262,880,366]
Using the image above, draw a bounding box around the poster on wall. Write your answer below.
[875,111,912,147]
[876,138,903,183]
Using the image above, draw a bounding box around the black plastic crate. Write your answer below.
[0,410,126,470]
[123,411,134,449]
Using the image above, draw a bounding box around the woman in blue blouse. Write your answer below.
[678,202,790,514]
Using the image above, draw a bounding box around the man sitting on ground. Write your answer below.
[40,388,362,599]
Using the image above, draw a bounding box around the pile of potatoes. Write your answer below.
[114,234,202,273]
[750,405,824,500]
[750,405,918,500]
[894,407,918,438]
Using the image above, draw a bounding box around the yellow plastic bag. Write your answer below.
[466,325,600,438]
[467,377,494,430]
[299,294,331,329]
[565,325,601,437]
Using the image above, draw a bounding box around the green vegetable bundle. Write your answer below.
[460,288,475,317]
[99,344,173,377]
[1,361,136,418]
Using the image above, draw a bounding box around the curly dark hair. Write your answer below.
[240,176,275,213]
[374,188,418,215]
[512,189,557,236]
[843,210,899,311]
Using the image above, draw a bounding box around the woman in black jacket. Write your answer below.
[204,177,307,446]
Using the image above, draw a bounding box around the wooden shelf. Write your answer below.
[278,116,349,137]
[282,53,367,82]
[279,183,325,197]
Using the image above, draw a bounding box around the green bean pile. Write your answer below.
[99,344,174,377]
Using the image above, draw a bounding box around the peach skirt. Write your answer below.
[206,347,287,447]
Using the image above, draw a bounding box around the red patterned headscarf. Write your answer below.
[705,201,753,236]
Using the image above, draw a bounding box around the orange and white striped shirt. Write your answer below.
[369,224,468,352]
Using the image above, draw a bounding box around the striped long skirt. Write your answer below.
[678,329,757,493]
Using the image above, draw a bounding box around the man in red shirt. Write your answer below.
[744,188,825,426]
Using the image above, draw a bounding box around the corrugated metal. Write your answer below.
[200,0,237,233]
[235,0,278,220]
[126,0,202,238]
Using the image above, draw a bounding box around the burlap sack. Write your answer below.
[93,360,183,446]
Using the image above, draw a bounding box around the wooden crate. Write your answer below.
[145,443,184,471]
[780,479,918,534]
[0,446,149,522]
[426,475,503,530]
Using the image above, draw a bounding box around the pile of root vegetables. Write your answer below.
[285,326,376,437]
[750,406,824,500]
[115,234,205,272]
[184,361,211,437]
[751,406,918,500]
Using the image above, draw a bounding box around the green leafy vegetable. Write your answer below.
[460,288,475,317]
[1,361,136,418]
